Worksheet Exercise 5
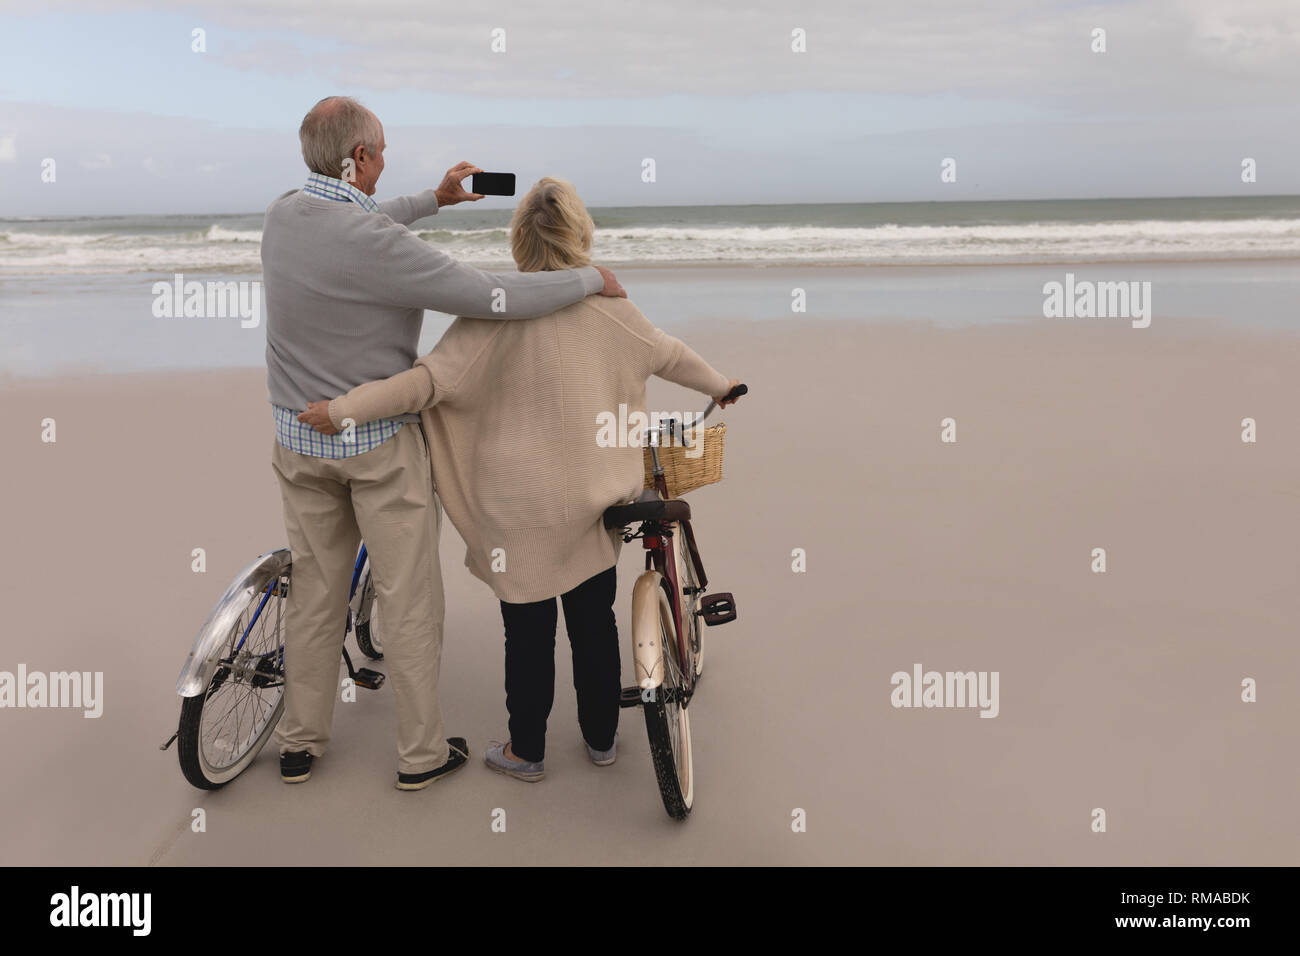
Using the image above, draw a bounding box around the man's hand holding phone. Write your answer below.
[435,161,484,207]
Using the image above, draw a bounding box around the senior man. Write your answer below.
[263,95,625,790]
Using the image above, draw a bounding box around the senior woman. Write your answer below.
[299,177,740,781]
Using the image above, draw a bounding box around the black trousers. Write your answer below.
[499,565,620,763]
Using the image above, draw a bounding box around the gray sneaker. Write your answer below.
[586,733,617,767]
[484,740,545,782]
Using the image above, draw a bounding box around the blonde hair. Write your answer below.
[510,177,594,272]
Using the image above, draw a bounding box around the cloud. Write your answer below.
[78,152,113,169]
[35,0,1300,107]
[4,2,1300,213]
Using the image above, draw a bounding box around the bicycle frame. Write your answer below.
[638,424,711,701]
[640,518,699,701]
[348,544,369,604]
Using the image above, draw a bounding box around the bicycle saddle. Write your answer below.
[603,488,692,529]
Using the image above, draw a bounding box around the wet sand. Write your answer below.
[1,315,1297,865]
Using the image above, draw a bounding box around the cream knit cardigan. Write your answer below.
[327,294,732,603]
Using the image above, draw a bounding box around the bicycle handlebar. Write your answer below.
[652,383,748,448]
[699,383,748,424]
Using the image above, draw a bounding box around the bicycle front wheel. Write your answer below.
[640,587,694,819]
[177,564,288,790]
[669,521,703,679]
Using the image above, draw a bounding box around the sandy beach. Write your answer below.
[1,313,1297,866]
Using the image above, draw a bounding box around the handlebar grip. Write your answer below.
[724,383,748,403]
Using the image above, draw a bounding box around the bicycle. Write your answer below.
[161,544,386,790]
[602,383,746,820]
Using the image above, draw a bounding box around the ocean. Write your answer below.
[3,195,1300,377]
[3,195,1300,275]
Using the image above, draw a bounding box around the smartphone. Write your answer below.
[471,172,516,196]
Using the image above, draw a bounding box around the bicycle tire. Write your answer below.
[638,588,694,819]
[354,569,384,660]
[669,521,703,679]
[178,687,283,790]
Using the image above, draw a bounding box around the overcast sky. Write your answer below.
[1,0,1298,215]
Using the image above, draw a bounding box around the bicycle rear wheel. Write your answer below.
[177,566,288,790]
[640,587,694,819]
[354,564,384,660]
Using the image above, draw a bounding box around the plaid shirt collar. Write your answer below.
[301,171,380,213]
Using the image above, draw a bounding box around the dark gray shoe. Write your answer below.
[586,733,617,767]
[484,740,544,782]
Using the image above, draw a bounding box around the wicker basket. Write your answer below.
[642,423,726,497]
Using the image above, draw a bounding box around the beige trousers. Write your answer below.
[271,423,448,774]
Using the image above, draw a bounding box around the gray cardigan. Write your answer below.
[262,187,604,411]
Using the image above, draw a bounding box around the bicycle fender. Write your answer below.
[175,549,291,698]
[631,570,668,690]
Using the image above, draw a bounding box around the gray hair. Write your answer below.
[298,96,382,179]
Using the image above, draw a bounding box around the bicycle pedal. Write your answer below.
[698,592,737,626]
[352,668,386,690]
[619,686,644,708]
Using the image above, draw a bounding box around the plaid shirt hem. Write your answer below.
[273,404,405,459]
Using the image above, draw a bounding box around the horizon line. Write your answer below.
[5,192,1297,221]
